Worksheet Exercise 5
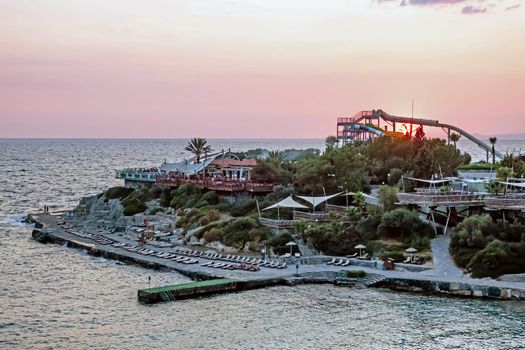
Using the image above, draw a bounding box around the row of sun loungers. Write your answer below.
[114,243,199,264]
[201,262,262,271]
[59,223,284,270]
[172,248,286,269]
[63,226,114,245]
[326,258,352,266]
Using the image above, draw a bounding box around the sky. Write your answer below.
[0,0,524,138]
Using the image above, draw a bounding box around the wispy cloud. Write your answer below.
[461,5,487,14]
[506,4,521,11]
[376,0,521,15]
[400,0,466,5]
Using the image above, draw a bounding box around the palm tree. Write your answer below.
[489,137,497,165]
[267,150,285,164]
[353,192,365,214]
[450,133,461,150]
[184,138,212,163]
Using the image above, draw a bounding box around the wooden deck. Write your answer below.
[156,177,275,193]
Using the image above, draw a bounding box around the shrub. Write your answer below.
[266,233,294,255]
[105,186,134,200]
[205,209,221,223]
[345,270,366,278]
[122,198,147,216]
[230,198,256,217]
[148,207,164,215]
[378,208,433,239]
[203,228,224,243]
[201,191,219,205]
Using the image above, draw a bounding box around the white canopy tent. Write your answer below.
[262,196,309,220]
[296,192,342,212]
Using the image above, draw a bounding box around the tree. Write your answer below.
[325,135,337,149]
[378,185,398,212]
[267,150,285,164]
[353,192,365,214]
[489,137,497,165]
[450,133,461,150]
[185,138,212,163]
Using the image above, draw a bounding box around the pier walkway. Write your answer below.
[30,212,525,301]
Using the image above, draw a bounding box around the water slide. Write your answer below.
[347,110,503,159]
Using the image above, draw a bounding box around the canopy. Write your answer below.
[403,176,455,184]
[405,247,418,253]
[499,182,525,188]
[285,241,297,246]
[262,196,309,211]
[354,244,366,249]
[296,192,342,208]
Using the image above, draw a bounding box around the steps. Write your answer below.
[360,273,387,287]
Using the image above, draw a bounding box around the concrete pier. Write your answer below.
[28,212,525,302]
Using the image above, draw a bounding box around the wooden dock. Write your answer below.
[138,277,289,303]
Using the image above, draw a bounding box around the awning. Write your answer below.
[262,196,309,211]
[296,192,342,208]
[499,182,525,188]
[403,176,455,184]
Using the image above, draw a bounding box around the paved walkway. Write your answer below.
[32,212,525,291]
[420,232,465,278]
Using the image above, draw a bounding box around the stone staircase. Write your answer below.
[359,273,387,287]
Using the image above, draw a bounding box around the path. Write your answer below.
[420,232,465,278]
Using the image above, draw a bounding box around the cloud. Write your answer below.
[400,0,466,5]
[461,5,487,14]
[505,4,521,11]
[376,0,520,14]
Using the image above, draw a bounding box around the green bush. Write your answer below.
[345,270,366,278]
[266,233,294,255]
[201,191,219,205]
[148,207,164,215]
[230,198,256,217]
[203,228,224,243]
[378,208,433,239]
[122,198,147,216]
[105,186,134,200]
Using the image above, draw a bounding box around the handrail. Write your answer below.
[338,109,503,159]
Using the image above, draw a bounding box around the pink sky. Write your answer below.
[1,0,524,138]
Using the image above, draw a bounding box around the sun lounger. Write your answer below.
[341,259,350,266]
[333,258,344,266]
[283,253,292,258]
[326,258,336,265]
[346,253,358,258]
[402,257,411,263]
[294,253,301,258]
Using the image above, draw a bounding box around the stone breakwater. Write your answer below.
[28,212,525,301]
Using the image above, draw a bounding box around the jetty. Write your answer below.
[28,212,525,303]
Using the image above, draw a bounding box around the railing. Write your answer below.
[326,204,348,213]
[259,218,297,229]
[484,194,525,209]
[116,169,160,182]
[397,192,485,206]
[156,176,275,193]
[293,211,333,222]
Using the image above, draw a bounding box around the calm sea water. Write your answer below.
[1,139,525,350]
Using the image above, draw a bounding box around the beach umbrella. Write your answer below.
[405,247,418,259]
[354,244,366,257]
[286,241,297,255]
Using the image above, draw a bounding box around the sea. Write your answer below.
[1,138,525,350]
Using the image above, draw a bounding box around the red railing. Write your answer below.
[156,176,275,193]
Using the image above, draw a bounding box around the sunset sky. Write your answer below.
[1,0,524,138]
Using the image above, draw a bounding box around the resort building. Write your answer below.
[116,153,274,194]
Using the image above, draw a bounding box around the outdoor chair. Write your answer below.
[326,258,336,265]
